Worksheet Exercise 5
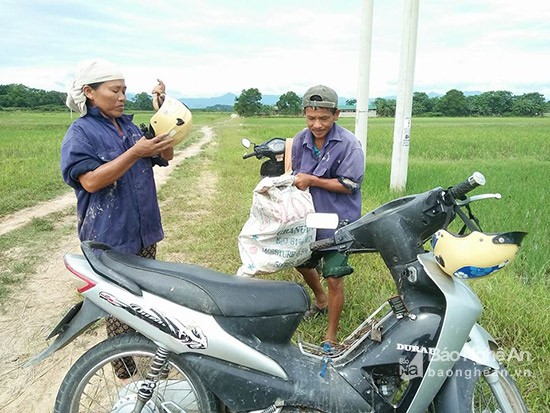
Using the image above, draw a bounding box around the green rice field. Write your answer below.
[0,111,548,410]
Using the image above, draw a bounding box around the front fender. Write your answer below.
[460,323,499,370]
[24,299,107,366]
[432,324,500,412]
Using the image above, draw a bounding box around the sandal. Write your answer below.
[303,304,328,321]
[321,340,346,356]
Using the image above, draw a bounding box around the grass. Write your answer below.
[0,210,77,302]
[0,112,69,214]
[0,112,548,409]
[159,115,549,410]
[0,110,227,217]
[0,110,226,303]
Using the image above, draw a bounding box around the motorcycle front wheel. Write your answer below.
[55,333,221,413]
[433,360,528,413]
[471,363,528,413]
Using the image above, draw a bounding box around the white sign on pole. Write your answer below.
[390,0,420,191]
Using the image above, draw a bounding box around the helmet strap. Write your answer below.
[455,204,483,235]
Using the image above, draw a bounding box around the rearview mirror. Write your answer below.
[306,213,339,229]
[241,138,251,149]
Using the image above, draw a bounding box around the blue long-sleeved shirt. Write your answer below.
[291,123,365,240]
[60,106,164,254]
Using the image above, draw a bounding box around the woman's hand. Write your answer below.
[152,79,166,110]
[131,133,175,158]
[152,79,165,96]
[79,132,175,193]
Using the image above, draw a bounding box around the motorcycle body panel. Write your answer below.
[404,254,482,412]
[183,351,372,412]
[340,307,444,412]
[25,299,107,366]
[38,254,294,379]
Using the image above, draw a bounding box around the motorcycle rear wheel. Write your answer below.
[55,333,221,413]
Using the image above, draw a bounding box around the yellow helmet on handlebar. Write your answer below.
[150,95,192,145]
[431,230,527,279]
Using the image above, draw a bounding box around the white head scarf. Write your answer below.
[66,59,125,116]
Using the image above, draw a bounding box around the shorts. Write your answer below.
[297,250,354,278]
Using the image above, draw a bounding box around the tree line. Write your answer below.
[234,88,303,116]
[1,83,548,117]
[235,88,549,117]
[0,84,157,112]
[0,84,67,110]
[374,90,548,117]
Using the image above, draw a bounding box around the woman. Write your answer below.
[62,59,174,255]
[60,59,175,378]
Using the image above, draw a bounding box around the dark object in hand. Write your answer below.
[139,123,169,167]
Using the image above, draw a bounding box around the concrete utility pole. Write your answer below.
[354,0,374,158]
[390,0,420,191]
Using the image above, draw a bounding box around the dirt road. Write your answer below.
[0,127,214,412]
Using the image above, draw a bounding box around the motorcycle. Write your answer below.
[27,165,529,412]
[241,136,287,177]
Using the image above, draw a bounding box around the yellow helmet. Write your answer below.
[431,230,527,279]
[150,95,192,145]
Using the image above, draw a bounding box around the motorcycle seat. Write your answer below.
[92,247,310,318]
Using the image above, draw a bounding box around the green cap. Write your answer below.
[302,85,338,109]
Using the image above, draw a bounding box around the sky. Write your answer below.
[1,0,549,101]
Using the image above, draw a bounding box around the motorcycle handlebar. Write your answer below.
[310,238,336,252]
[448,172,486,200]
[310,173,489,254]
[242,151,257,159]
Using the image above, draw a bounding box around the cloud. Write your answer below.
[0,0,548,99]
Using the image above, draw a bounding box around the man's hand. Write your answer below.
[294,173,315,190]
[294,173,352,194]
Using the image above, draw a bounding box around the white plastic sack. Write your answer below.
[237,174,316,277]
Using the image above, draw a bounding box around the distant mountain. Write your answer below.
[262,95,280,105]
[379,90,482,100]
[179,93,282,109]
[180,93,236,109]
[154,90,484,110]
[178,93,355,109]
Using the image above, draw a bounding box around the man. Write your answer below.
[291,85,365,346]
